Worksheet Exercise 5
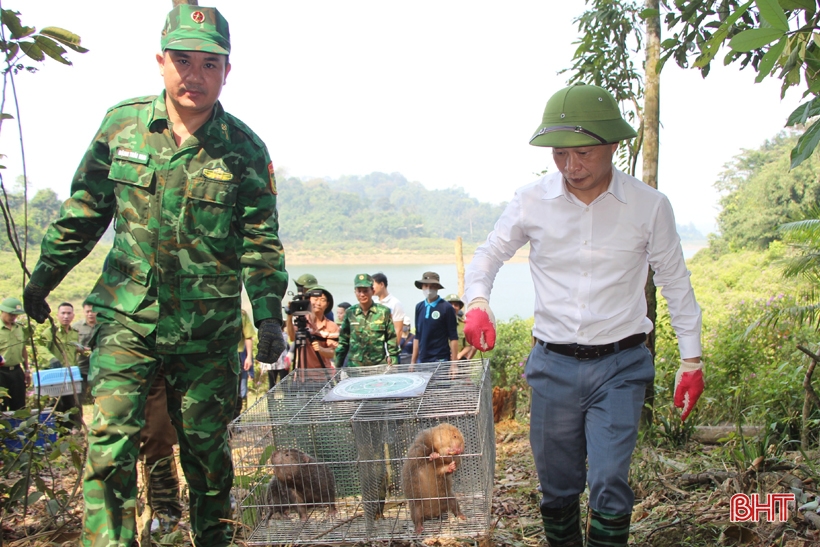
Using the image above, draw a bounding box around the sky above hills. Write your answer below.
[5,1,804,236]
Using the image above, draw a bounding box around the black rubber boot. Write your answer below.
[586,508,630,547]
[540,497,584,547]
[145,456,183,534]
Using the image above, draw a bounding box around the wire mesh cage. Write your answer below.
[229,358,495,545]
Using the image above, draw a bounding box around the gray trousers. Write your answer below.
[527,342,653,515]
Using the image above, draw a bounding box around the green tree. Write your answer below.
[658,0,820,167]
[713,131,820,252]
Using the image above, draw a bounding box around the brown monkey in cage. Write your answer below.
[401,423,466,533]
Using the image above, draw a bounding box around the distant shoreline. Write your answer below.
[286,248,531,266]
[287,242,707,265]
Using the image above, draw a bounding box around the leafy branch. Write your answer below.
[658,0,820,167]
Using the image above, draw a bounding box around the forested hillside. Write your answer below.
[708,130,820,254]
[2,171,704,253]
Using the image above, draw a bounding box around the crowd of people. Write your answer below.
[0,5,705,547]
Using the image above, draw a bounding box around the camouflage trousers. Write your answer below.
[82,322,239,547]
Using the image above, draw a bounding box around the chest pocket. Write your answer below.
[109,153,154,226]
[185,177,238,239]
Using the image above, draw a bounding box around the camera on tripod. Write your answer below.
[284,292,312,317]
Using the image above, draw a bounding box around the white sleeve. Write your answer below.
[391,300,406,323]
[464,192,529,305]
[648,196,702,359]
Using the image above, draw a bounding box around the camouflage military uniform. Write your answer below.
[29,90,286,546]
[46,324,80,369]
[73,319,95,369]
[0,314,27,411]
[335,303,400,367]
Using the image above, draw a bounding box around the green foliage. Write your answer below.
[562,0,645,174]
[659,0,820,166]
[488,316,533,392]
[0,407,84,523]
[654,245,816,431]
[0,182,64,251]
[1,10,87,71]
[711,131,820,252]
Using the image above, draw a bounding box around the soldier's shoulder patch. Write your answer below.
[268,162,277,195]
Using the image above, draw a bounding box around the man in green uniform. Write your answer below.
[73,300,98,402]
[23,6,287,546]
[445,293,476,360]
[46,302,83,429]
[335,273,400,367]
[0,297,28,411]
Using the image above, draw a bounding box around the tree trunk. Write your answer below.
[172,0,198,5]
[641,0,661,426]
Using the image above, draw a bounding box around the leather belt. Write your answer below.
[536,333,646,361]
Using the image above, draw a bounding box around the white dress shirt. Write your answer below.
[375,293,406,323]
[464,168,702,359]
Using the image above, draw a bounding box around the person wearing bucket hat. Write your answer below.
[0,297,29,411]
[464,83,702,547]
[411,272,458,364]
[335,274,400,367]
[22,5,287,546]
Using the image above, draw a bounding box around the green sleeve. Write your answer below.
[384,308,400,361]
[237,144,288,326]
[335,312,351,367]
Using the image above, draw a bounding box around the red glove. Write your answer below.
[674,360,704,421]
[464,298,496,351]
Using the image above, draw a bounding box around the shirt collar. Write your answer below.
[149,92,230,145]
[541,167,627,205]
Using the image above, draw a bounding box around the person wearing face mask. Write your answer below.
[411,272,458,364]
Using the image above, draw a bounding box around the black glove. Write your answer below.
[23,282,51,324]
[256,319,286,363]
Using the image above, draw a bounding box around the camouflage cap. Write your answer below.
[295,273,319,289]
[0,297,23,315]
[354,273,373,288]
[161,5,231,55]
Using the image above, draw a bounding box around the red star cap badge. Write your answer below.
[191,11,205,23]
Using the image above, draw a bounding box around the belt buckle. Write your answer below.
[574,345,595,361]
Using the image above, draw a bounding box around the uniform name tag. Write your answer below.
[116,148,149,164]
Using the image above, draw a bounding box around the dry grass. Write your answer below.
[5,411,820,546]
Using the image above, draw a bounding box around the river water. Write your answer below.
[286,245,702,322]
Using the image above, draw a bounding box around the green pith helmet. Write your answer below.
[161,5,231,55]
[0,297,23,315]
[306,285,334,313]
[295,273,319,289]
[529,83,637,148]
[444,293,464,306]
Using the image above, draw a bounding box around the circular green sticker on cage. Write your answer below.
[325,373,433,401]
